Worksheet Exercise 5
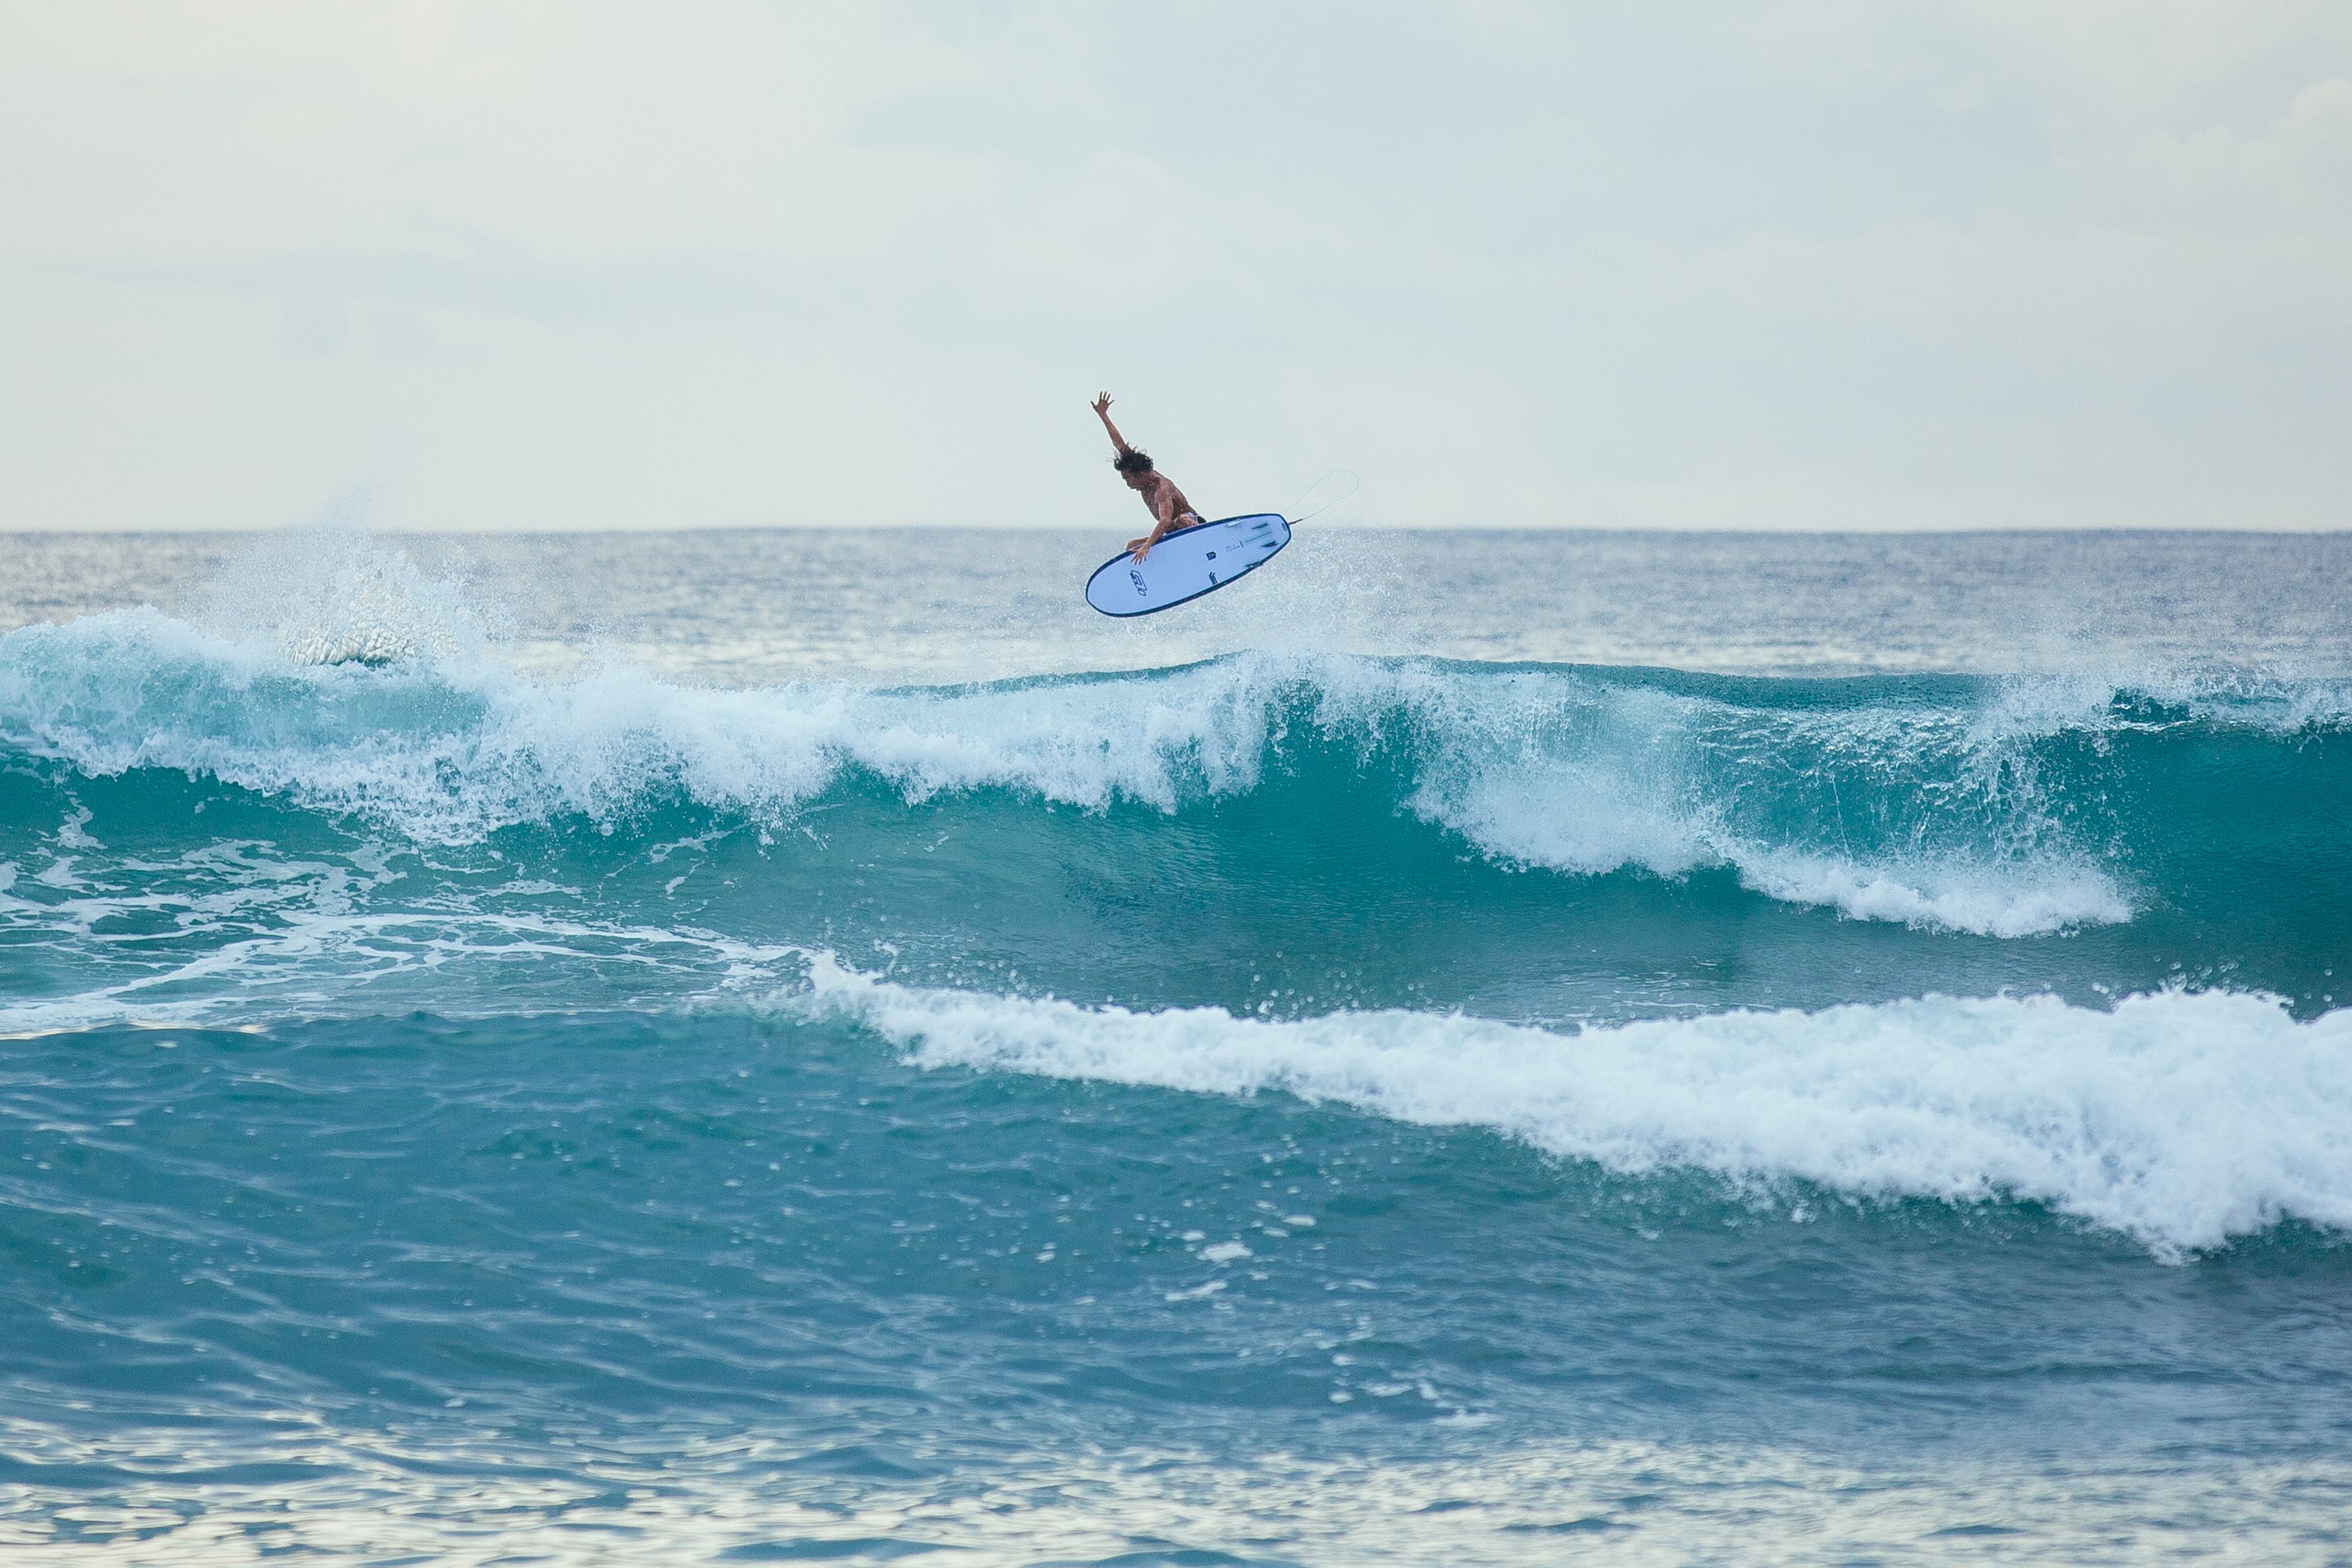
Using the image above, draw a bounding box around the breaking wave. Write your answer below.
[3,609,2345,937]
[795,951,2352,1257]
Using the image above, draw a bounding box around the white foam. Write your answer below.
[1383,665,2132,932]
[794,953,2352,1258]
[1723,847,2131,936]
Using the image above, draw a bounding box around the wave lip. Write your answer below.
[794,954,2352,1259]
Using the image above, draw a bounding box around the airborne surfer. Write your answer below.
[1091,393,1202,563]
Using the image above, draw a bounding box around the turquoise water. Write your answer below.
[3,529,2350,1563]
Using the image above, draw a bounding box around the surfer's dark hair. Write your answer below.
[1114,449,1154,475]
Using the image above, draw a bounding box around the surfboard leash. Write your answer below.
[1285,469,1359,525]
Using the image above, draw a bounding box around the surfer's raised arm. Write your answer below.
[1090,392,1133,458]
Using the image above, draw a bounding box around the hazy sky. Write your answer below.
[4,2,2348,531]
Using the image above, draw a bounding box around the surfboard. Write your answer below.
[1083,513,1292,617]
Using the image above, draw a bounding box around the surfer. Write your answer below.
[1091,393,1201,562]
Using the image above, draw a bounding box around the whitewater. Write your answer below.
[3,526,2349,1565]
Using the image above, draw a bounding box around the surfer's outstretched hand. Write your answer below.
[1092,393,1113,416]
[1127,536,1152,563]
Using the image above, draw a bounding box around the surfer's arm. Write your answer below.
[1091,392,1133,457]
[1126,525,1165,562]
[1127,489,1182,561]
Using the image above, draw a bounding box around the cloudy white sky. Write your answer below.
[4,2,2348,531]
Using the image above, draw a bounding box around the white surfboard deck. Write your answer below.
[1084,513,1292,617]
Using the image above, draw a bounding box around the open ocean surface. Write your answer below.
[3,525,2350,1565]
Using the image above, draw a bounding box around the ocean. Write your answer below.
[3,525,2349,1564]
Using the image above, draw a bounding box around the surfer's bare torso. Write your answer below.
[1132,471,1200,539]
[1091,393,1201,561]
